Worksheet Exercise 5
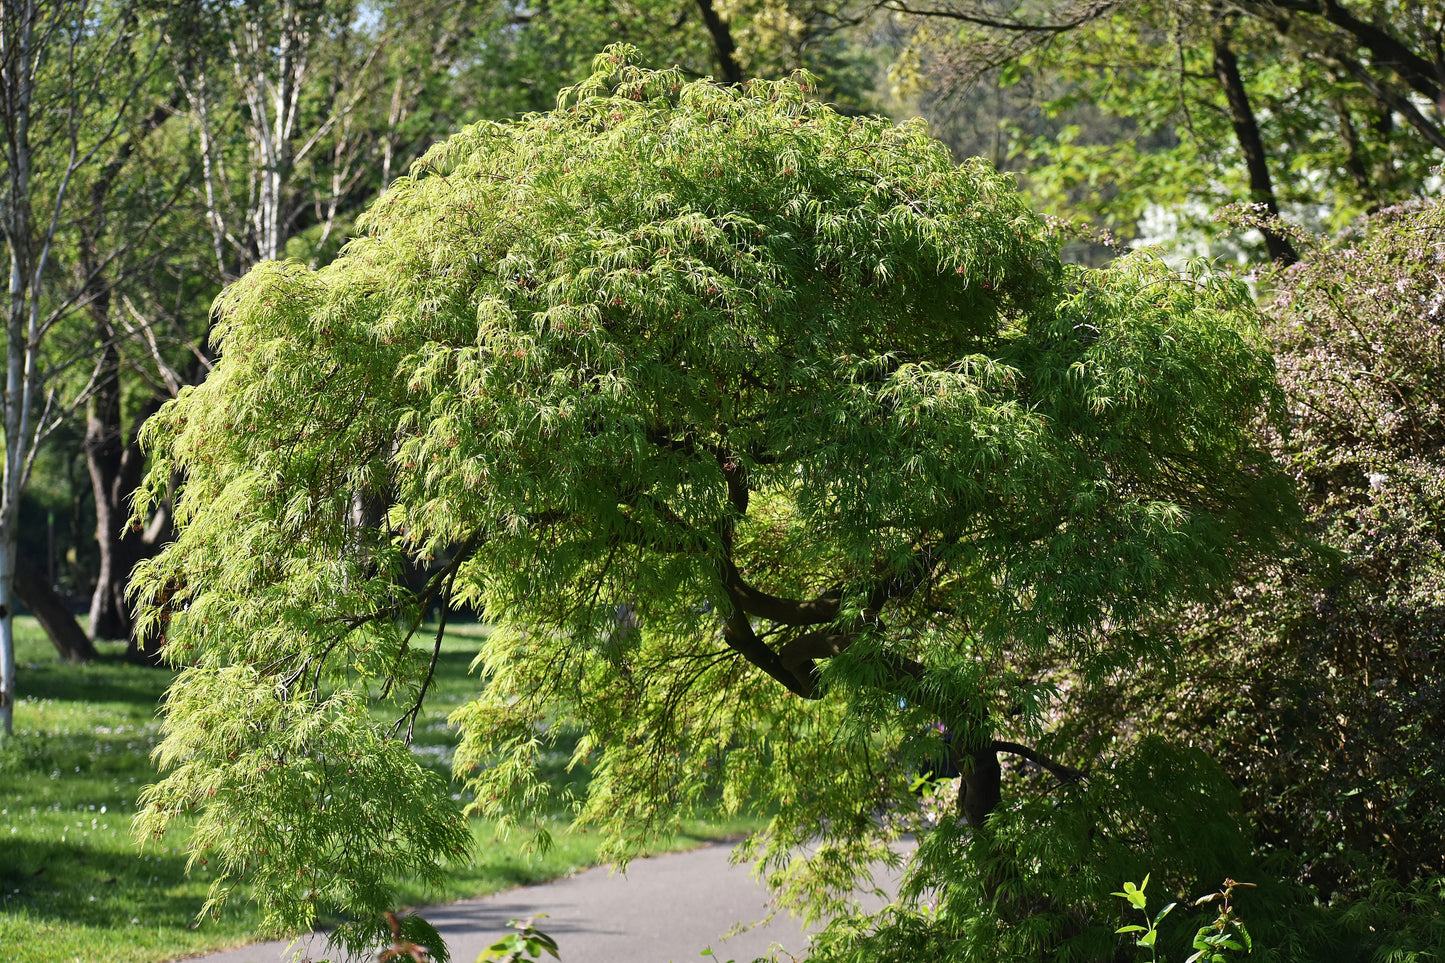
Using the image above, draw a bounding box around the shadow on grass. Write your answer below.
[17,655,172,709]
[0,834,218,931]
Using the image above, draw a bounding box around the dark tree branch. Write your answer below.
[1244,0,1442,103]
[993,739,1088,782]
[1242,2,1445,150]
[391,559,463,744]
[717,591,817,696]
[644,428,757,514]
[642,429,991,813]
[719,544,939,628]
[1211,11,1298,264]
[716,449,749,516]
[778,626,852,693]
[1332,95,1376,203]
[959,744,1001,827]
[877,0,1115,32]
[715,535,946,699]
[377,533,483,701]
[720,558,843,625]
[1331,51,1445,151]
[695,0,744,86]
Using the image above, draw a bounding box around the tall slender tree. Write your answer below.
[0,0,167,730]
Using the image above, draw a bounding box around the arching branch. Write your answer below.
[877,0,1116,32]
[993,739,1089,782]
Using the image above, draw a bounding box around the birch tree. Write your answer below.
[0,0,165,732]
[174,0,497,282]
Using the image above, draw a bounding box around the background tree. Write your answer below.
[883,0,1444,254]
[74,44,196,653]
[130,50,1298,955]
[1,0,170,728]
[79,0,513,655]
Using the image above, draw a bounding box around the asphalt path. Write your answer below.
[166,839,906,963]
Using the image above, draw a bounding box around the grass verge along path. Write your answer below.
[0,618,755,963]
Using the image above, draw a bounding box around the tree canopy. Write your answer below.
[132,47,1300,956]
[891,0,1445,255]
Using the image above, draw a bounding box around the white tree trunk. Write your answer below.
[2,256,25,733]
[0,0,41,738]
[1,0,155,706]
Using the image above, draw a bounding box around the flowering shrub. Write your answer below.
[1180,198,1445,898]
[1047,197,1445,958]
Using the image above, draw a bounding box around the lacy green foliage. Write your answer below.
[134,673,468,940]
[1336,877,1445,963]
[131,46,1297,954]
[806,738,1253,963]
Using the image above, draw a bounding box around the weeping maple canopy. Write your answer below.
[131,47,1298,954]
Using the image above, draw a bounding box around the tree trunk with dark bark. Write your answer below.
[77,98,175,662]
[959,743,1002,827]
[1212,13,1299,265]
[84,391,170,664]
[83,283,130,641]
[83,361,169,664]
[13,554,95,663]
[695,0,745,86]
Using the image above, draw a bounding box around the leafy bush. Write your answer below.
[1176,199,1444,897]
[1045,197,1445,959]
[806,738,1255,963]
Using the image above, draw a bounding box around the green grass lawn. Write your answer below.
[0,617,756,963]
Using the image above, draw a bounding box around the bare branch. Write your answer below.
[879,0,1115,32]
[993,739,1089,782]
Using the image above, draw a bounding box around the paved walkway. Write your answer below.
[169,841,843,963]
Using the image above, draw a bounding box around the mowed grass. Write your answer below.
[0,617,756,963]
